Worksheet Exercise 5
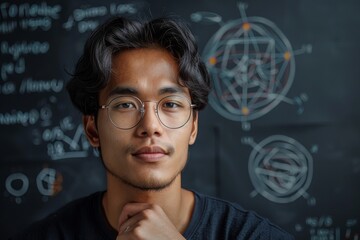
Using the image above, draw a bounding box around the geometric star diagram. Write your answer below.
[192,2,312,130]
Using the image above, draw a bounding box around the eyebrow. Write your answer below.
[108,86,187,98]
[158,86,187,95]
[108,87,137,97]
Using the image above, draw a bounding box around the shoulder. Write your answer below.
[186,191,294,240]
[11,191,105,240]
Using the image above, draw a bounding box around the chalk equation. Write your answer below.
[32,116,92,160]
[62,2,145,33]
[192,2,311,130]
[295,216,359,240]
[0,78,64,96]
[0,2,62,33]
[0,1,146,35]
[4,167,63,204]
[0,106,94,160]
[1,40,50,82]
[0,108,40,126]
[242,135,317,204]
[0,101,56,127]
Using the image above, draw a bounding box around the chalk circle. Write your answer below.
[248,135,313,203]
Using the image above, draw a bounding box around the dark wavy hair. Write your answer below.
[66,16,211,116]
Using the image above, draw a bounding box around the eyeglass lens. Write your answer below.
[107,95,192,129]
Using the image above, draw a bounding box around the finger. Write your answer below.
[117,203,152,231]
[118,213,143,234]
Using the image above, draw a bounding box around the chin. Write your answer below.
[123,175,179,191]
[107,166,180,192]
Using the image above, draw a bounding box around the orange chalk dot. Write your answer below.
[242,107,250,115]
[242,22,251,31]
[51,173,63,196]
[284,51,291,61]
[209,56,217,65]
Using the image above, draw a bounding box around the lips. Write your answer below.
[132,146,168,162]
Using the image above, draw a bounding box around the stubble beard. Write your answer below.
[101,152,186,192]
[104,164,184,192]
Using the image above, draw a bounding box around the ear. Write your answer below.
[83,115,100,147]
[188,111,198,145]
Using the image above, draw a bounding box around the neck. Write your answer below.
[102,174,194,234]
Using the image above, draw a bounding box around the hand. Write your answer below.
[116,203,186,240]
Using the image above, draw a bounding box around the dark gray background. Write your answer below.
[1,0,359,239]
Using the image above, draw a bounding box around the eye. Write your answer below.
[160,96,188,112]
[110,97,139,111]
[114,102,135,109]
[163,101,180,108]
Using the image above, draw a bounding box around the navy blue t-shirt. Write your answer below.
[12,191,294,240]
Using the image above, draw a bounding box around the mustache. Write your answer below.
[127,141,175,156]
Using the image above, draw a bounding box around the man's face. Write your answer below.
[84,48,198,191]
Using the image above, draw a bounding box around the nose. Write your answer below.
[135,102,164,137]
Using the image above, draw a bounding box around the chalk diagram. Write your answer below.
[5,167,63,204]
[32,114,92,161]
[191,2,311,130]
[242,135,316,204]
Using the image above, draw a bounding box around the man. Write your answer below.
[14,16,293,239]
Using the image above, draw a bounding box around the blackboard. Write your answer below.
[1,0,359,239]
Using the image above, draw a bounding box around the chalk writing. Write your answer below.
[63,3,140,33]
[1,58,25,81]
[296,216,359,240]
[0,2,61,19]
[62,5,107,32]
[0,17,54,33]
[307,216,333,228]
[0,81,16,95]
[109,3,138,15]
[78,20,99,33]
[19,17,52,31]
[1,41,49,60]
[1,41,51,90]
[0,2,61,33]
[73,6,107,21]
[0,20,17,34]
[63,15,98,33]
[0,2,62,34]
[0,108,39,126]
[19,78,64,94]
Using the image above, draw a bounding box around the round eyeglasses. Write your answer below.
[99,95,196,130]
